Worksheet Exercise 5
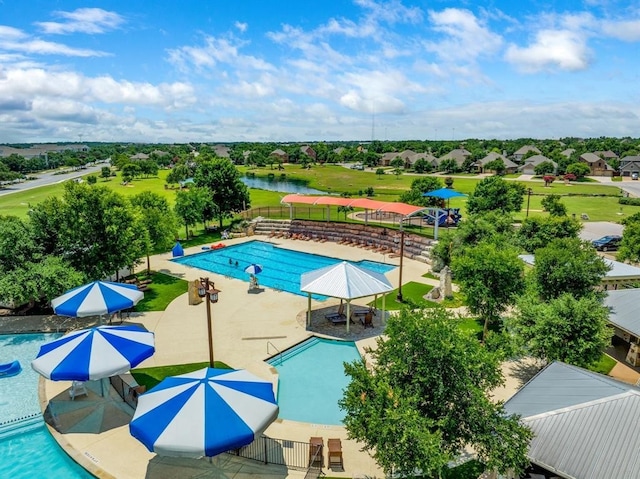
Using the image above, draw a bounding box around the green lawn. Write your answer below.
[133,271,189,312]
[370,281,434,310]
[589,353,617,375]
[131,360,231,391]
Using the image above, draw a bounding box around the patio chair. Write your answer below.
[328,438,343,470]
[309,437,323,468]
[69,381,88,400]
[360,311,374,328]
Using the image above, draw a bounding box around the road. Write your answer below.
[0,163,107,197]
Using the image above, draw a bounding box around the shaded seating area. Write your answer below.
[328,438,343,470]
[325,303,347,324]
[360,311,374,328]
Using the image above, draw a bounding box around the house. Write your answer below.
[379,152,400,166]
[560,148,576,158]
[619,155,640,177]
[300,145,317,160]
[517,154,557,175]
[474,152,518,174]
[605,288,640,366]
[594,150,618,160]
[405,152,438,169]
[270,149,289,162]
[129,153,150,161]
[579,152,615,177]
[513,145,541,162]
[437,148,471,168]
[213,145,230,158]
[504,361,640,479]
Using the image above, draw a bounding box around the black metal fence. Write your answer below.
[228,435,318,472]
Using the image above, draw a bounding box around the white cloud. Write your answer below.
[0,37,109,57]
[505,29,591,72]
[0,26,27,40]
[35,8,124,35]
[601,19,640,41]
[425,8,503,62]
[234,21,248,33]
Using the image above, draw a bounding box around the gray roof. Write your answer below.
[476,152,518,168]
[520,154,556,167]
[519,254,640,282]
[580,152,602,163]
[605,288,640,337]
[504,362,634,418]
[514,145,540,156]
[505,362,640,479]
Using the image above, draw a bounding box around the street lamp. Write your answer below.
[396,218,405,302]
[526,188,533,218]
[198,277,221,368]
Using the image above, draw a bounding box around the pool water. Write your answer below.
[0,333,93,478]
[173,240,396,299]
[268,337,361,425]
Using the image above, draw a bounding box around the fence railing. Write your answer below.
[228,435,316,471]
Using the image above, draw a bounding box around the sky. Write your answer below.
[0,0,639,144]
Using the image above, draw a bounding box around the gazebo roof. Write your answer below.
[300,261,393,300]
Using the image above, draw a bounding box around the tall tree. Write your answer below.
[174,187,210,239]
[617,213,640,263]
[130,192,178,273]
[194,158,250,227]
[517,215,581,253]
[452,240,525,340]
[533,237,610,301]
[511,292,611,368]
[466,176,526,215]
[340,307,532,478]
[29,182,146,280]
[398,177,444,207]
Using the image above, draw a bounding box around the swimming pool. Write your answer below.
[173,240,396,299]
[0,333,93,478]
[268,337,361,425]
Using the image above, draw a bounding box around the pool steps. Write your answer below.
[0,413,44,440]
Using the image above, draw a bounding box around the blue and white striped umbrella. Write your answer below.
[51,280,144,318]
[31,325,155,381]
[244,264,263,275]
[130,367,279,458]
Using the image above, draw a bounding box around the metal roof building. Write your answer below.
[505,362,640,479]
[605,288,640,338]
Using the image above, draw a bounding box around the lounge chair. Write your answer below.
[69,381,88,400]
[328,438,343,470]
[325,303,346,324]
[309,437,323,467]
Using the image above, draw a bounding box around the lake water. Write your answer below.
[241,176,326,194]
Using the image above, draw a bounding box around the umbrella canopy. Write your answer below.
[244,264,263,275]
[130,367,278,458]
[51,280,144,318]
[300,261,393,299]
[31,325,155,381]
[422,187,467,200]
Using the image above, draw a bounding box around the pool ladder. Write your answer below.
[267,341,283,365]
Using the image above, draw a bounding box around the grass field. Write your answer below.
[1,164,636,223]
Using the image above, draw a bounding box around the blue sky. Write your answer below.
[1,0,639,143]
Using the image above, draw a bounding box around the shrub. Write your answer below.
[619,197,640,206]
[543,175,555,186]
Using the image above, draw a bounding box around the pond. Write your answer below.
[241,175,326,194]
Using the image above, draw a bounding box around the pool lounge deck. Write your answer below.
[32,236,437,479]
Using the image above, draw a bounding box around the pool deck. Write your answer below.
[8,235,640,478]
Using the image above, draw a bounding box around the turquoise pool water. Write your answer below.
[0,333,93,478]
[172,240,396,299]
[268,337,361,425]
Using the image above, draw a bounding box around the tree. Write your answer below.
[375,168,385,179]
[534,161,555,176]
[542,175,555,187]
[444,176,454,188]
[540,194,567,216]
[174,187,210,239]
[466,176,526,215]
[29,182,147,280]
[565,162,591,179]
[101,166,112,181]
[439,158,459,173]
[389,157,404,169]
[130,192,178,273]
[393,168,402,179]
[399,177,444,207]
[484,159,506,175]
[517,215,581,253]
[618,214,640,263]
[413,158,432,174]
[194,158,250,227]
[511,293,611,367]
[339,307,532,478]
[86,175,97,185]
[337,205,353,220]
[452,241,525,340]
[121,163,141,181]
[533,237,610,301]
[166,163,192,187]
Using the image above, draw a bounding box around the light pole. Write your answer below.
[198,277,220,368]
[526,188,533,217]
[396,219,405,302]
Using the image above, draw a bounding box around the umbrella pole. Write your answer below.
[346,300,351,333]
[307,293,312,328]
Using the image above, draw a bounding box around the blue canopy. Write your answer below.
[130,367,278,458]
[422,187,467,200]
[172,242,184,257]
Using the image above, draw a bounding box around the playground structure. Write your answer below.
[423,208,462,227]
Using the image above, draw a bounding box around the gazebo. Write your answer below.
[300,261,394,333]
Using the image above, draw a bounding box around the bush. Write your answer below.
[564,173,577,181]
[619,197,640,206]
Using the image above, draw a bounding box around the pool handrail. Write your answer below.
[267,341,283,365]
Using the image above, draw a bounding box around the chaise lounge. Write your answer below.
[325,303,346,324]
[328,438,343,470]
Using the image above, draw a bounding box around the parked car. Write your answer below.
[592,235,622,252]
[632,172,638,180]
[350,163,364,170]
